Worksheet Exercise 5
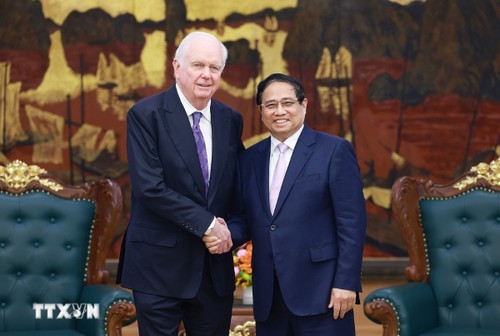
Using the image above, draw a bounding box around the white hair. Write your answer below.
[174,31,228,70]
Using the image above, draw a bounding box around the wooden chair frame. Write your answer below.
[364,158,500,336]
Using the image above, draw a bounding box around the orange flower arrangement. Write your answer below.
[233,242,252,288]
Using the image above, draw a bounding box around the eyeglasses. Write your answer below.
[260,98,299,112]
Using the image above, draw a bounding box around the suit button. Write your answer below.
[270,224,276,231]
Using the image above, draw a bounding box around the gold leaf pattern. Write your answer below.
[229,320,256,336]
[454,157,500,190]
[0,160,63,191]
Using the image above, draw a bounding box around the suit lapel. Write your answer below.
[273,126,315,216]
[255,138,272,217]
[208,104,230,203]
[161,88,207,197]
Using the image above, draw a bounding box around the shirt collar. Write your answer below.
[175,84,212,121]
[270,125,304,154]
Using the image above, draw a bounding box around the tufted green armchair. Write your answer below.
[364,158,500,336]
[0,160,136,335]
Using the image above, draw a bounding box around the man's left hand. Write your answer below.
[328,288,356,319]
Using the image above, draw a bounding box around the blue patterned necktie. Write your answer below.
[192,112,209,195]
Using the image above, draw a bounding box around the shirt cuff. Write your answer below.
[204,217,216,235]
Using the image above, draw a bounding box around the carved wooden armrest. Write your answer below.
[364,300,399,336]
[106,301,136,336]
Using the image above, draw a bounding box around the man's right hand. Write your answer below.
[203,217,232,254]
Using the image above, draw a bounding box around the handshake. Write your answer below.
[203,217,232,254]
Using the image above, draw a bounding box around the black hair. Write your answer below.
[255,73,306,105]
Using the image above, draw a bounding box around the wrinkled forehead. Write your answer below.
[179,37,224,66]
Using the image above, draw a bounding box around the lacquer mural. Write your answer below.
[1,0,499,258]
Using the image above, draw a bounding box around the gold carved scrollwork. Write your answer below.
[0,160,63,191]
[229,321,256,336]
[454,157,500,190]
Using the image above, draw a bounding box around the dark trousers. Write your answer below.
[256,277,355,336]
[133,263,233,336]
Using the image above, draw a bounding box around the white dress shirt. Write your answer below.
[268,125,304,190]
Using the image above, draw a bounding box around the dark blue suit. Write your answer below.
[117,85,244,333]
[230,125,366,334]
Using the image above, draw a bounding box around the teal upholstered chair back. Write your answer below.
[0,192,95,331]
[364,158,500,336]
[0,160,135,335]
[420,189,500,328]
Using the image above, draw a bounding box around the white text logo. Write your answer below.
[33,303,99,319]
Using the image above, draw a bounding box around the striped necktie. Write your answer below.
[192,112,209,195]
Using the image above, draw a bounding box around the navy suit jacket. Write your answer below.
[229,125,366,321]
[117,86,244,299]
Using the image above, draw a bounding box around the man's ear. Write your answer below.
[172,59,180,79]
[301,97,308,111]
